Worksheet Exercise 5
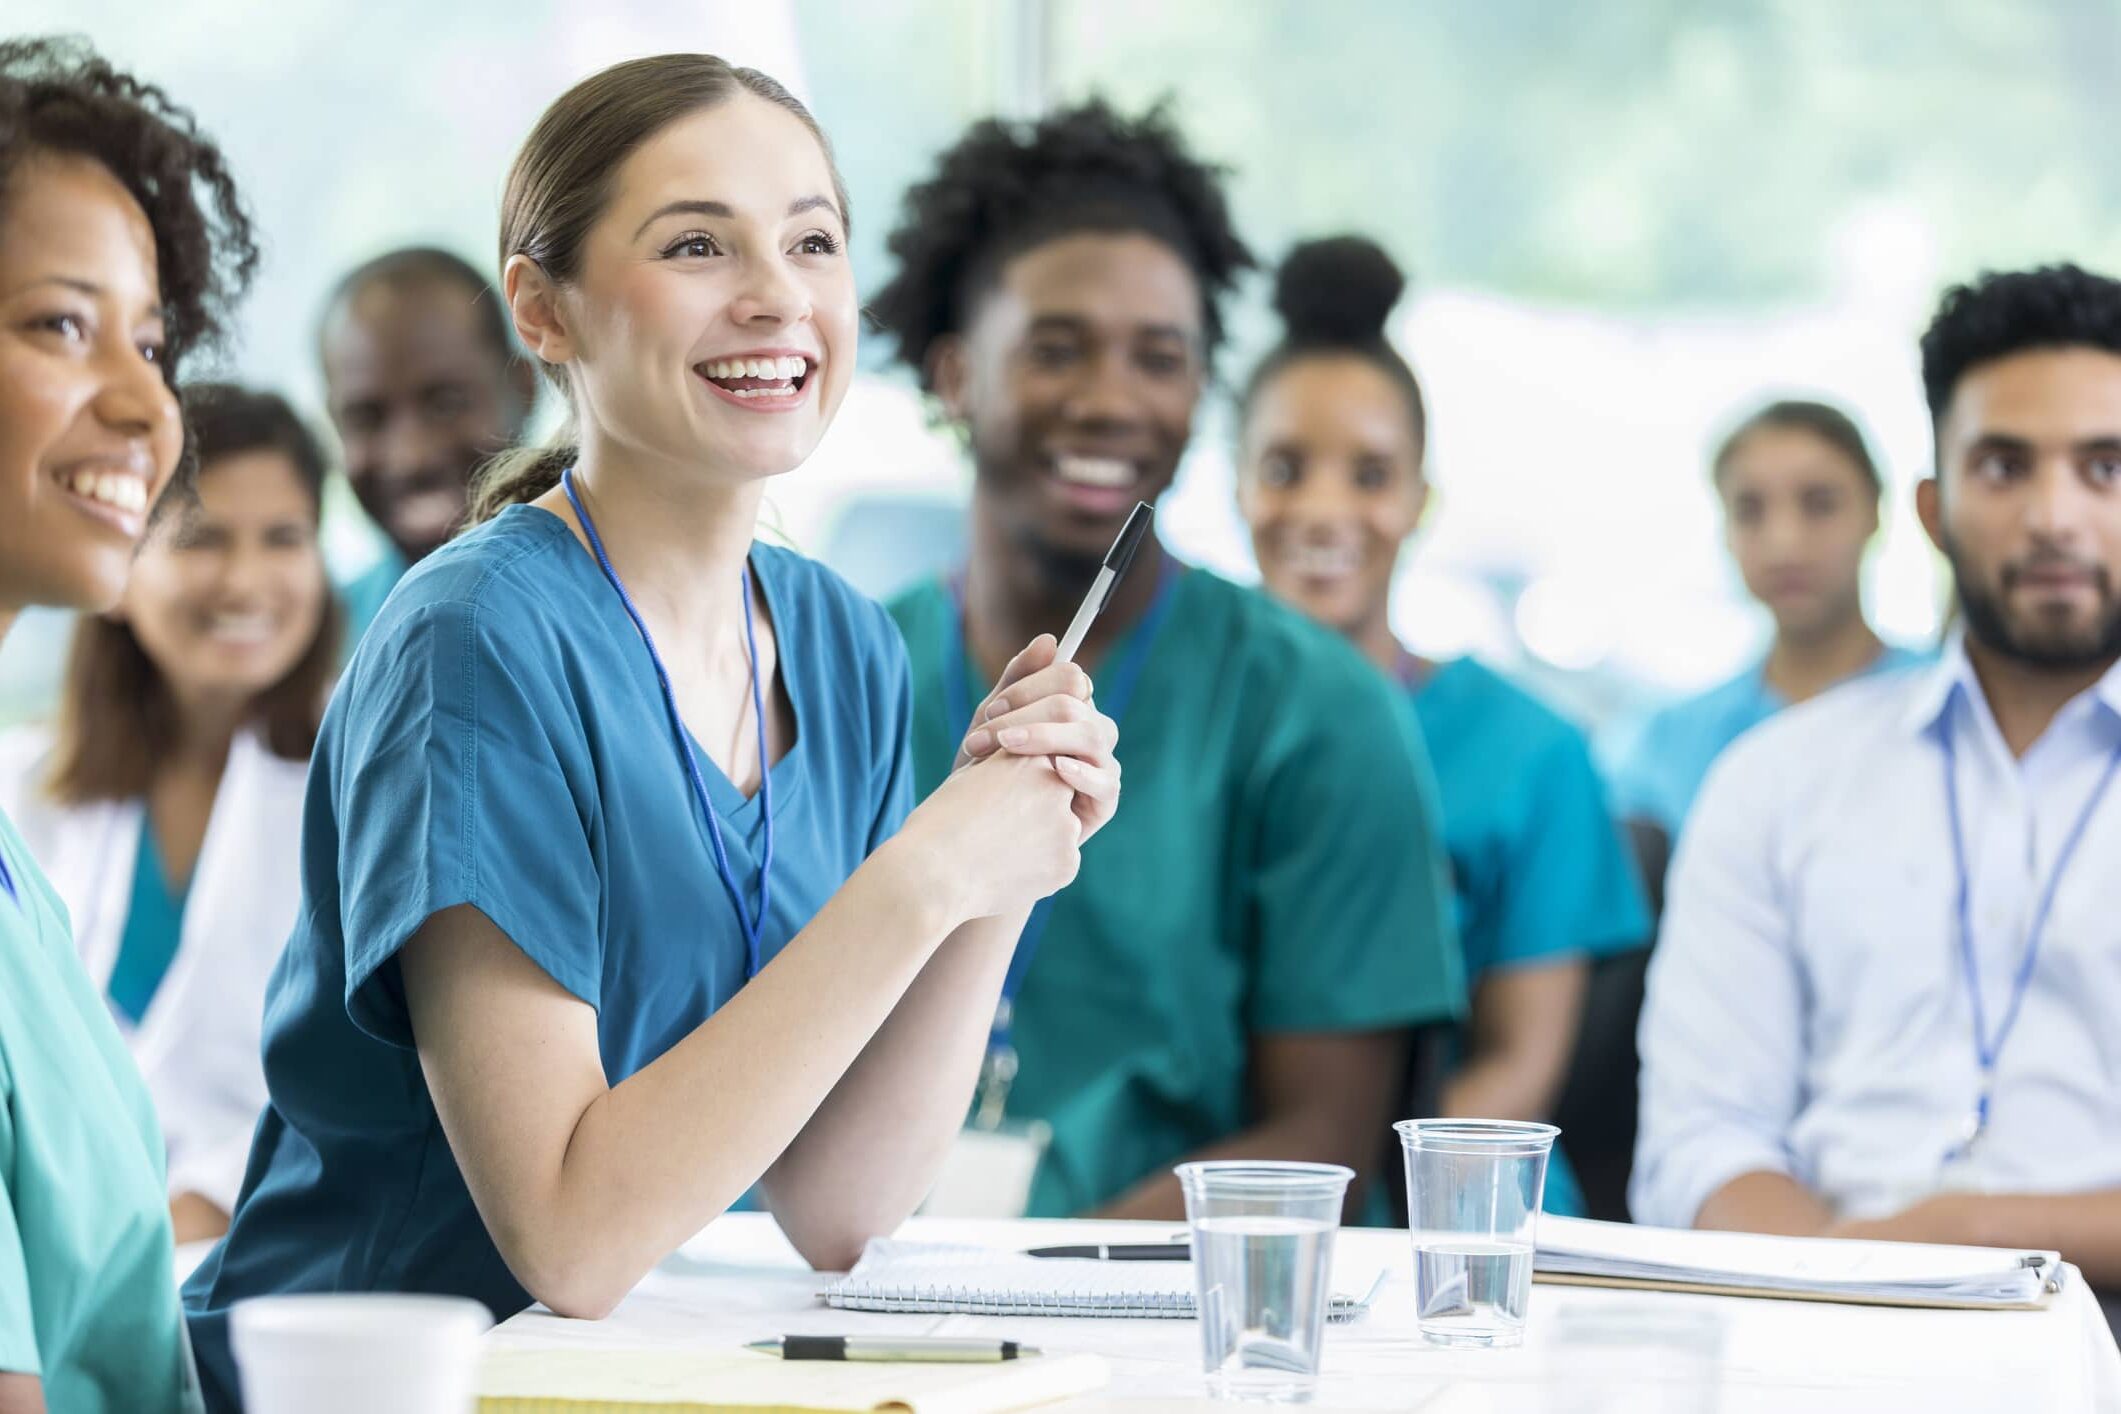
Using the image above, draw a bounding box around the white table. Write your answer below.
[488,1216,2121,1412]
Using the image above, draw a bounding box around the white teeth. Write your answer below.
[208,613,274,642]
[1054,456,1134,488]
[1286,544,1361,577]
[63,468,147,514]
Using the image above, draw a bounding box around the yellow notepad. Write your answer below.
[477,1347,1110,1414]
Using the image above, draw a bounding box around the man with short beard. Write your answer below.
[1634,265,2121,1295]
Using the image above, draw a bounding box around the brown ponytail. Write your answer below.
[466,428,577,525]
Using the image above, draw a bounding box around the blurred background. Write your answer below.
[10,0,2121,755]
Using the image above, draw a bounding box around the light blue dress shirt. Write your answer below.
[1613,644,1927,839]
[1633,639,2121,1228]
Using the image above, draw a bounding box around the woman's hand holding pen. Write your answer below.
[894,634,1120,924]
[955,633,1122,843]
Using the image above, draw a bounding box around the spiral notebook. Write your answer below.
[820,1239,1385,1321]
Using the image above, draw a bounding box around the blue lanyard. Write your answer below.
[561,468,775,979]
[0,845,15,906]
[1940,708,2121,1146]
[945,556,1181,1044]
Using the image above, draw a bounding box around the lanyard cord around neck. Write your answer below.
[561,468,775,978]
[1939,707,2121,1138]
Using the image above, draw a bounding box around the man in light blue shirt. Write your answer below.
[1636,264,2121,1291]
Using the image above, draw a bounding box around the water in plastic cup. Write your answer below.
[230,1293,491,1414]
[1397,1118,1558,1349]
[1177,1160,1353,1403]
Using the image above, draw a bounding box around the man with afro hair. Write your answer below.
[875,100,1463,1222]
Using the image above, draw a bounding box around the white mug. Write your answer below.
[230,1292,491,1414]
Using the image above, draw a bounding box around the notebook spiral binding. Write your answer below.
[827,1279,1195,1319]
[825,1279,1369,1322]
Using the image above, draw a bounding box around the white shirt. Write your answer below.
[1632,639,2121,1228]
[0,725,307,1214]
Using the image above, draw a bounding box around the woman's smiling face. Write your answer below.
[0,151,184,619]
[551,93,858,486]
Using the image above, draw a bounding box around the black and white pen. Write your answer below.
[1054,501,1155,664]
[745,1336,1041,1362]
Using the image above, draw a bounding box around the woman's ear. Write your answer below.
[504,255,573,367]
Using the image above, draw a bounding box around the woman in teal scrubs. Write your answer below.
[1235,237,1649,1217]
[183,55,1119,1412]
[0,36,260,1413]
[874,106,1463,1223]
[1612,398,1923,841]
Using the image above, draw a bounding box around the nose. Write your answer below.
[728,249,813,329]
[1059,345,1141,431]
[89,342,177,447]
[377,410,446,480]
[1757,500,1811,562]
[2024,456,2091,545]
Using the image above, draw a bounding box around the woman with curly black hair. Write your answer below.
[874,101,1462,1221]
[0,34,256,1414]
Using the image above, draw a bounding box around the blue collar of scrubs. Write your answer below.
[943,554,1183,1120]
[562,467,776,978]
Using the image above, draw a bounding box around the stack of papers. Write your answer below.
[821,1239,1386,1321]
[1534,1214,2064,1310]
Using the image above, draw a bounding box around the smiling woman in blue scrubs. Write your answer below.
[183,55,1120,1412]
[1236,237,1649,1217]
[1612,399,1924,841]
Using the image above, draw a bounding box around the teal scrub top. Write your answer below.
[184,507,914,1412]
[889,564,1464,1218]
[107,824,187,1026]
[335,545,407,656]
[1409,658,1651,1217]
[0,812,201,1412]
[1613,644,1927,839]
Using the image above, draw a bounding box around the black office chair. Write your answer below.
[1549,818,1670,1222]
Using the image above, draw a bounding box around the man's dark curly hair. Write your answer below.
[871,98,1254,390]
[1920,263,2121,430]
[0,36,259,400]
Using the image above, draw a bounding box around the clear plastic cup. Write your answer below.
[230,1293,491,1414]
[1176,1160,1353,1403]
[1396,1118,1559,1349]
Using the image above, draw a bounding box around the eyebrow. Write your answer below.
[631,194,842,241]
[1026,313,1196,343]
[11,274,103,297]
[1963,432,2121,455]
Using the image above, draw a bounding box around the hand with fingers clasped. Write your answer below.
[896,633,1122,923]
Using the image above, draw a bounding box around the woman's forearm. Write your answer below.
[762,906,1029,1264]
[410,835,972,1316]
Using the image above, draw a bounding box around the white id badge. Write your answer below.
[920,1120,1051,1219]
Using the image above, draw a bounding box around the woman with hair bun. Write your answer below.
[1237,236,1649,1218]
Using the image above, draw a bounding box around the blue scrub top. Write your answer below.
[107,823,187,1026]
[1613,644,1926,839]
[1409,658,1650,1217]
[183,506,913,1412]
